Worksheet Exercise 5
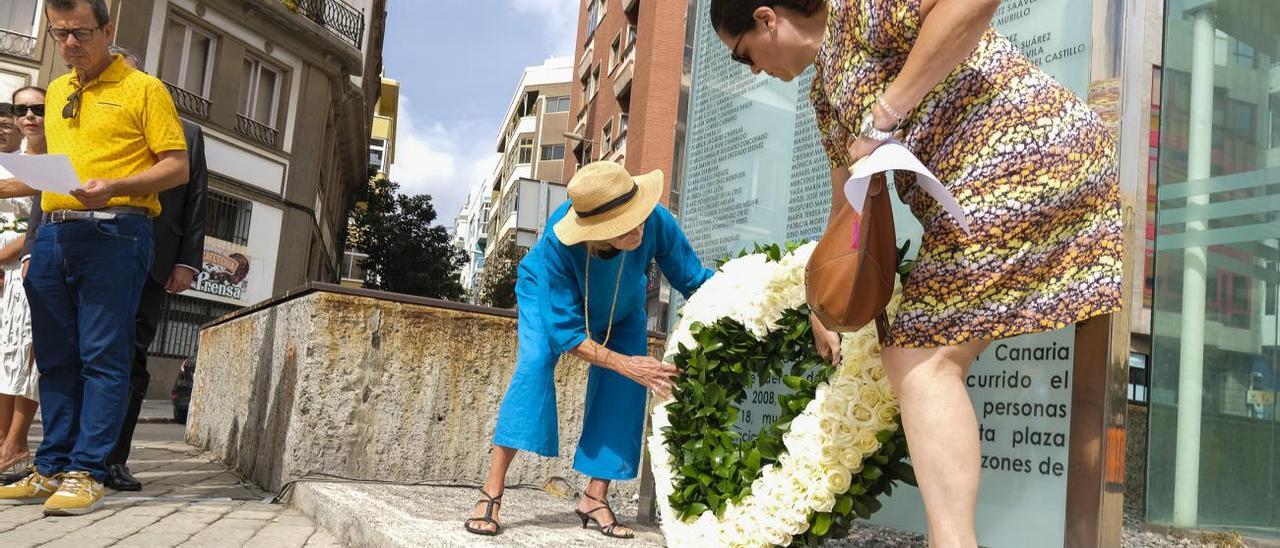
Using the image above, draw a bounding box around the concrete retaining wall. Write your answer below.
[185,284,662,501]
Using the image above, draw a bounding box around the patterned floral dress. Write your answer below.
[810,0,1124,348]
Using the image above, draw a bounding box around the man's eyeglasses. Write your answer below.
[46,25,103,43]
[63,89,83,120]
[13,104,44,118]
[730,33,753,67]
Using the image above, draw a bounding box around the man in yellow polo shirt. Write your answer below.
[0,0,188,516]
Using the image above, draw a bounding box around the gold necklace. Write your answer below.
[583,249,627,347]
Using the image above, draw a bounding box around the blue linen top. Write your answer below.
[518,202,714,355]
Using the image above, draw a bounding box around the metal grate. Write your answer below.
[163,81,212,119]
[283,0,366,49]
[0,28,36,60]
[207,192,253,246]
[148,294,240,359]
[235,114,280,148]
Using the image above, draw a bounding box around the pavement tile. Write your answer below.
[111,532,191,547]
[0,425,340,548]
[225,509,280,520]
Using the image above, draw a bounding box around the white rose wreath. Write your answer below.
[648,242,916,547]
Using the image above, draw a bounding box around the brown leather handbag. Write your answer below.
[805,172,897,342]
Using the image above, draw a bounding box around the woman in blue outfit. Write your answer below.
[464,161,713,539]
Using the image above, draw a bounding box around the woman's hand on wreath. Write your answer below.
[811,312,842,366]
[620,355,680,398]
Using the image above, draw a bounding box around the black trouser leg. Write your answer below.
[107,277,166,466]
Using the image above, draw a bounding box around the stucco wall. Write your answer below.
[186,288,663,501]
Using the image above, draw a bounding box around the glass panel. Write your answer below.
[161,22,186,86]
[254,67,278,126]
[0,0,38,35]
[184,32,213,97]
[1148,0,1280,538]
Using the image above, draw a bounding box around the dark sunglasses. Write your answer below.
[46,25,104,43]
[730,32,753,66]
[13,104,44,117]
[62,89,83,120]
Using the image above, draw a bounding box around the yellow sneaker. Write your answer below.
[0,468,61,505]
[42,471,105,516]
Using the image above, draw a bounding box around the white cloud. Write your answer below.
[388,98,496,225]
[509,0,579,56]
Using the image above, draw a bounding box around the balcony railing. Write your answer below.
[281,0,365,49]
[236,114,280,148]
[163,82,212,119]
[0,28,37,60]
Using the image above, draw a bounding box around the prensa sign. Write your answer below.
[196,242,251,301]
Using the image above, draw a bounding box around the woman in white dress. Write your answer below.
[0,86,45,472]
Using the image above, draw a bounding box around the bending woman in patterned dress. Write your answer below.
[711,1,1123,546]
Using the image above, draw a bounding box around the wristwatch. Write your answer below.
[859,111,895,142]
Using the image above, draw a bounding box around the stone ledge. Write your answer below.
[187,285,666,504]
[290,481,666,547]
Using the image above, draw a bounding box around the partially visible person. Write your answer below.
[108,46,208,492]
[0,87,45,475]
[711,1,1123,545]
[0,0,188,516]
[0,102,38,197]
[0,106,19,153]
[464,161,714,539]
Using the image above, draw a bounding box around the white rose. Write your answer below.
[819,444,843,467]
[876,404,900,426]
[854,429,881,456]
[828,467,854,494]
[850,403,874,423]
[813,488,838,513]
[857,384,883,407]
[840,446,863,469]
[782,510,810,535]
[878,383,898,405]
[763,526,790,547]
[868,364,887,382]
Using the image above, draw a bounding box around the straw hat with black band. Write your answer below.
[553,161,664,246]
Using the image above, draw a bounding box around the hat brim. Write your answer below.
[553,169,664,246]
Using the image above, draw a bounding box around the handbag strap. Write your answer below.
[874,312,891,347]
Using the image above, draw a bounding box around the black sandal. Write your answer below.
[574,492,635,539]
[463,489,503,536]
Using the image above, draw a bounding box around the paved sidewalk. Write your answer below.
[0,424,343,548]
[32,400,176,426]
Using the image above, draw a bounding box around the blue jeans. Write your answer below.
[25,215,153,482]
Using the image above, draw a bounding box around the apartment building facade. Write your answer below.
[485,56,573,256]
[342,74,399,287]
[566,0,685,201]
[568,0,687,328]
[451,57,573,304]
[0,1,42,98]
[3,0,386,394]
[452,186,490,297]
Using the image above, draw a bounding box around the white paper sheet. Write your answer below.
[0,153,83,194]
[843,139,971,236]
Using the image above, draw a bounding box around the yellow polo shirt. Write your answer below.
[43,54,187,217]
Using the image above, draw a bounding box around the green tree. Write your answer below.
[474,239,526,309]
[349,176,466,300]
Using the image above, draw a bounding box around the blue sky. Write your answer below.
[382,0,578,224]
